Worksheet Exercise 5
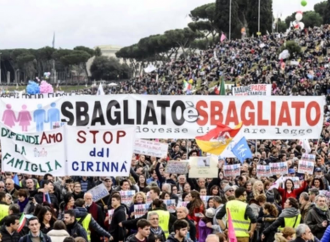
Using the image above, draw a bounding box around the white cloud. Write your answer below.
[0,0,325,49]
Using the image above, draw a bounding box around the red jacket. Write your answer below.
[187,204,205,240]
[277,180,307,207]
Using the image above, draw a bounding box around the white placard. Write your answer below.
[65,126,135,176]
[0,125,66,175]
[87,183,109,202]
[134,139,168,158]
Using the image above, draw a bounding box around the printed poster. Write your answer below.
[223,164,241,177]
[108,209,114,224]
[177,201,189,207]
[165,161,189,174]
[189,156,218,178]
[0,125,66,176]
[269,162,288,176]
[257,165,271,177]
[163,199,176,213]
[65,126,135,176]
[301,154,316,163]
[134,204,149,218]
[134,139,168,158]
[120,190,135,207]
[282,177,300,189]
[232,84,272,96]
[298,160,314,174]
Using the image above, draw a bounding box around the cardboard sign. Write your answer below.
[134,139,168,158]
[165,161,189,174]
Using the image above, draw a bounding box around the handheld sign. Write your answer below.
[0,125,66,176]
[65,126,135,176]
[134,139,168,158]
[87,183,109,202]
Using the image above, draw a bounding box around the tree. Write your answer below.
[73,46,95,56]
[303,11,323,28]
[314,1,327,23]
[215,0,241,39]
[247,0,273,36]
[276,20,287,33]
[91,56,130,80]
[95,47,102,57]
[279,41,301,57]
[325,0,330,24]
[188,3,217,41]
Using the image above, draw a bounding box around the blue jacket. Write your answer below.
[321,225,330,242]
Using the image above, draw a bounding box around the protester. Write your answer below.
[18,216,52,242]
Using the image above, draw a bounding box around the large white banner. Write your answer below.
[0,95,325,139]
[65,126,135,176]
[0,125,66,175]
[233,84,272,96]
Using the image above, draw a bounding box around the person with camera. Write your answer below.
[305,194,330,240]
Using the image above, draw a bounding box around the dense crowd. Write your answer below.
[2,25,330,242]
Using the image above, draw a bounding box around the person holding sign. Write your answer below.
[277,173,309,208]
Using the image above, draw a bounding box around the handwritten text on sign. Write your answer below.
[65,126,135,176]
[134,139,168,157]
[165,161,189,174]
[189,156,218,178]
[0,125,65,176]
[87,183,109,202]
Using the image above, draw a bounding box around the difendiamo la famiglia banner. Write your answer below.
[0,95,325,139]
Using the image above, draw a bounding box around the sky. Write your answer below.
[0,0,324,50]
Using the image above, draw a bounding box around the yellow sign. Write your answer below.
[257,32,261,36]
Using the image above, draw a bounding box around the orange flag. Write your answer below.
[195,122,242,155]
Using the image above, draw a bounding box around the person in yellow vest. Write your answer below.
[216,187,256,242]
[74,198,112,242]
[120,199,176,239]
[261,197,301,241]
[0,191,9,222]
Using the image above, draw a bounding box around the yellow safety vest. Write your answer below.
[278,214,301,231]
[76,214,92,242]
[148,210,170,238]
[226,200,250,238]
[0,204,9,222]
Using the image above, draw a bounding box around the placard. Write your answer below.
[269,162,288,175]
[282,177,300,189]
[177,201,189,207]
[108,209,114,224]
[134,139,168,158]
[163,199,176,213]
[0,125,66,175]
[301,154,316,163]
[65,126,135,176]
[201,196,214,208]
[120,190,135,207]
[223,164,241,177]
[189,156,218,178]
[134,204,149,218]
[298,160,314,174]
[87,183,109,202]
[257,165,271,177]
[0,95,324,139]
[165,161,189,174]
[232,84,272,96]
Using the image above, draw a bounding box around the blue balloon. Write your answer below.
[26,81,40,95]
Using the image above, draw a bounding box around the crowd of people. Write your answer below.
[2,25,330,242]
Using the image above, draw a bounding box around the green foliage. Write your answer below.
[91,56,130,80]
[279,41,301,57]
[73,46,95,56]
[247,0,273,36]
[59,50,91,66]
[95,47,102,57]
[276,20,287,33]
[314,1,327,23]
[324,0,330,24]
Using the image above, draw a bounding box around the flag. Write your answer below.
[268,176,284,190]
[46,193,51,204]
[183,80,192,93]
[219,76,226,95]
[220,33,226,42]
[214,86,219,95]
[52,32,55,48]
[231,137,253,163]
[13,174,20,187]
[195,122,242,155]
[97,83,105,95]
[227,208,237,242]
[17,213,26,232]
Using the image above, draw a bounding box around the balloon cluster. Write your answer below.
[294,11,304,30]
[44,72,51,79]
[26,81,40,95]
[39,80,54,94]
